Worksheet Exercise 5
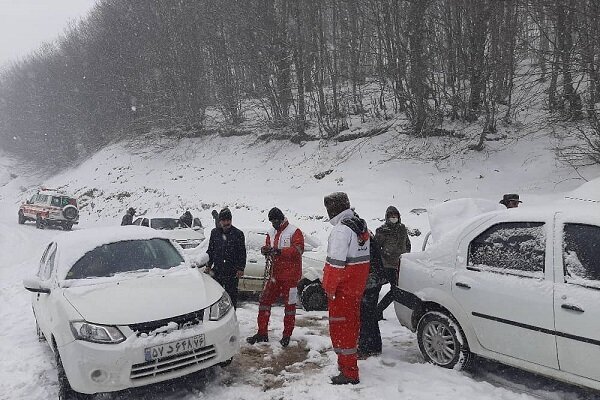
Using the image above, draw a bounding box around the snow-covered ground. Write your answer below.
[0,129,599,400]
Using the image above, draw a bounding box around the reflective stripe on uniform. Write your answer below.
[346,255,370,264]
[284,309,296,316]
[334,347,357,355]
[326,256,346,267]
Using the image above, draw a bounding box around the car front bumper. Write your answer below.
[59,310,239,394]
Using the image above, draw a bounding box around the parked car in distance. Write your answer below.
[24,226,239,398]
[393,197,600,391]
[188,228,328,311]
[133,215,205,249]
[18,188,79,230]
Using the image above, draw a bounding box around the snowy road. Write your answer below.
[1,215,598,400]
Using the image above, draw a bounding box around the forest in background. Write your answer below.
[1,0,599,167]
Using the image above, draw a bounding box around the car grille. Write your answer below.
[128,310,204,336]
[130,345,217,381]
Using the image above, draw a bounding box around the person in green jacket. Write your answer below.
[375,206,411,320]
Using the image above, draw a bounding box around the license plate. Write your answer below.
[144,334,205,361]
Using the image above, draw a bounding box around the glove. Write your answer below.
[261,246,271,255]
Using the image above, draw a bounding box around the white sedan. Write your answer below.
[133,215,205,249]
[24,226,239,398]
[186,228,328,310]
[393,196,600,391]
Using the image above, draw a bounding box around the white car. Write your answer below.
[24,226,239,398]
[187,228,328,311]
[393,197,600,391]
[133,215,205,249]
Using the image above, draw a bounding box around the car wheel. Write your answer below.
[36,216,45,230]
[18,210,25,225]
[300,281,328,311]
[56,348,88,400]
[417,311,472,370]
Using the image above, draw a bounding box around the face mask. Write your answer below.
[271,220,282,230]
[389,217,399,224]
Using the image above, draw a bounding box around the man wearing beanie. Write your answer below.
[247,207,304,347]
[322,192,370,385]
[206,208,246,308]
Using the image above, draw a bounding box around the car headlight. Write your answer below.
[70,321,125,344]
[209,292,233,321]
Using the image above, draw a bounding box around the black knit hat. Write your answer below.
[324,192,351,219]
[268,207,285,221]
[218,208,232,221]
[500,193,522,205]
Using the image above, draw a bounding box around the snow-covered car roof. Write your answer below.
[565,177,600,203]
[53,226,177,280]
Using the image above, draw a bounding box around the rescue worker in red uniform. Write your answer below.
[247,207,304,347]
[322,192,370,385]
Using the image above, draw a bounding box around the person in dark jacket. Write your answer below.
[121,207,136,226]
[375,206,411,319]
[358,232,386,358]
[205,208,246,308]
[179,210,193,228]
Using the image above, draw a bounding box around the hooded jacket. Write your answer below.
[375,206,411,269]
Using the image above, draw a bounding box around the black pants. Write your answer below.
[359,286,382,354]
[376,268,398,317]
[214,274,240,309]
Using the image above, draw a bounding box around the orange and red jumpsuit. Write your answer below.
[322,209,370,381]
[257,219,304,338]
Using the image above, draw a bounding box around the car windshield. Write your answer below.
[66,238,184,279]
[151,218,184,230]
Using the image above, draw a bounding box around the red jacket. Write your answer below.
[265,219,304,282]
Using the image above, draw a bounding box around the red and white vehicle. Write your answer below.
[18,189,79,230]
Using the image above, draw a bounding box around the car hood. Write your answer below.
[427,198,503,244]
[62,269,221,325]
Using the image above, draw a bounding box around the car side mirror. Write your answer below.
[23,277,51,294]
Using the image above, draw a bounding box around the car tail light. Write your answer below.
[69,198,77,207]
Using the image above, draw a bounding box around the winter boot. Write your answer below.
[330,373,359,385]
[246,333,268,344]
[280,336,290,347]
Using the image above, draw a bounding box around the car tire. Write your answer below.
[56,348,87,400]
[300,281,328,311]
[417,311,472,370]
[36,215,45,229]
[18,210,25,225]
[62,205,78,221]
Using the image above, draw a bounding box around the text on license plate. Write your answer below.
[144,334,205,361]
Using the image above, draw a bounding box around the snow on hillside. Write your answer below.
[0,130,599,400]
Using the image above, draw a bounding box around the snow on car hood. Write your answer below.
[427,198,503,244]
[62,268,222,325]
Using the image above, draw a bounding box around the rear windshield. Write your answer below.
[151,218,184,230]
[51,196,75,207]
[66,239,184,279]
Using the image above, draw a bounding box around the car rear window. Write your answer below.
[66,239,184,279]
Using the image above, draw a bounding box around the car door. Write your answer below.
[452,220,558,368]
[553,218,600,381]
[33,242,57,338]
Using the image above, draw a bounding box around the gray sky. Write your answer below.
[0,0,97,66]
